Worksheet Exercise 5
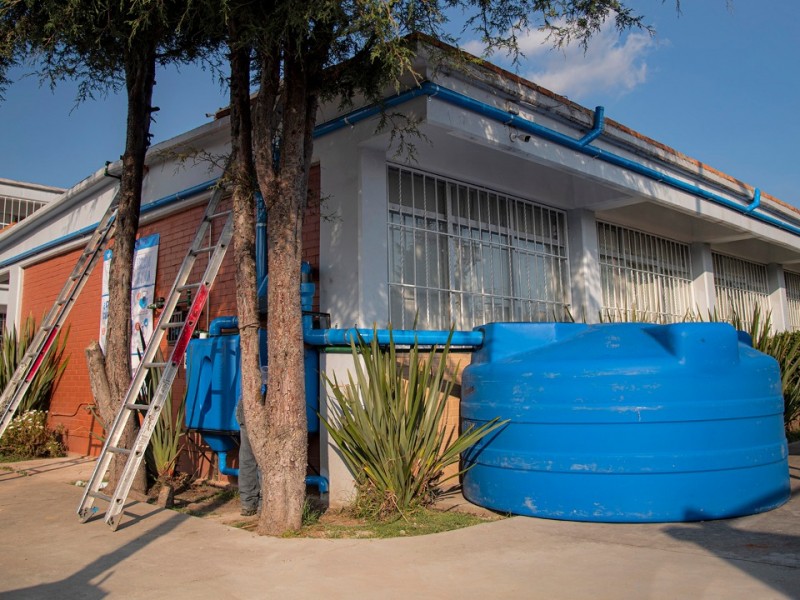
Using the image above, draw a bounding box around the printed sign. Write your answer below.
[99,233,160,370]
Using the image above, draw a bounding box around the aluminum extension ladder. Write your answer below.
[77,181,233,530]
[0,187,121,439]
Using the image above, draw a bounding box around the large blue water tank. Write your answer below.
[461,322,790,522]
[185,330,320,434]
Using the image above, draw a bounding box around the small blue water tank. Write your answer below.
[185,329,320,435]
[461,322,790,522]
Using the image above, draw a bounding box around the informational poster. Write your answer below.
[99,233,160,370]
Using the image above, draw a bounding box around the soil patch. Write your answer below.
[152,480,503,537]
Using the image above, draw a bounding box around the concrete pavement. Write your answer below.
[0,451,798,599]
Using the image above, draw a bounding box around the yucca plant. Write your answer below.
[139,346,185,481]
[322,328,506,519]
[0,315,69,414]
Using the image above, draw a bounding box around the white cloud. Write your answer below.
[462,21,657,102]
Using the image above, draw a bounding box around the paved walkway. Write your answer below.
[0,451,798,599]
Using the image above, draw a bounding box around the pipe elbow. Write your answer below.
[210,316,239,336]
[745,188,761,213]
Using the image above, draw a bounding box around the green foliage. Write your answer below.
[0,315,69,414]
[140,349,185,481]
[322,328,506,519]
[0,410,66,459]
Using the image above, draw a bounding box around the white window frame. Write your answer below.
[712,253,769,328]
[784,270,800,331]
[597,222,693,323]
[387,165,569,330]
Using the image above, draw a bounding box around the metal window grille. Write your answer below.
[712,253,769,329]
[0,196,45,229]
[387,165,569,330]
[597,222,693,323]
[785,271,800,330]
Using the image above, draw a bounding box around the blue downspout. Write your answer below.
[578,106,605,146]
[256,192,268,313]
[745,188,762,213]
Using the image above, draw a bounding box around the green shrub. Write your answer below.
[0,315,69,414]
[140,346,185,482]
[0,410,66,459]
[322,328,506,519]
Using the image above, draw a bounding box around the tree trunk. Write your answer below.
[253,51,316,535]
[84,341,125,487]
[102,42,158,494]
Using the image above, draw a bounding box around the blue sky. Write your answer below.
[1,2,798,206]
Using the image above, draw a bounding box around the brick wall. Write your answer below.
[19,168,322,469]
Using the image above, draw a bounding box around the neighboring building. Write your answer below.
[1,39,799,504]
[0,179,64,335]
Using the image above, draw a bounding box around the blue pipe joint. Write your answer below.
[745,188,761,213]
[217,450,239,477]
[579,106,605,146]
[210,316,239,336]
[306,475,329,494]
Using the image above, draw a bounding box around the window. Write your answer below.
[712,253,769,328]
[598,223,693,322]
[785,271,800,330]
[0,196,45,228]
[387,166,569,330]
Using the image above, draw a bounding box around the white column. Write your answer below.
[691,243,716,318]
[357,149,389,326]
[567,210,602,323]
[318,352,358,509]
[6,266,24,331]
[767,263,789,332]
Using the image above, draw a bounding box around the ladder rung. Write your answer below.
[125,403,150,411]
[177,283,200,291]
[88,491,112,503]
[108,446,131,456]
[143,361,168,369]
[192,245,215,255]
[160,321,185,329]
[207,210,231,220]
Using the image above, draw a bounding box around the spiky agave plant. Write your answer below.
[0,315,69,414]
[322,328,506,518]
[137,341,185,481]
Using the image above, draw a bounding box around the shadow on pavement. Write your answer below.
[0,509,187,599]
[664,492,799,599]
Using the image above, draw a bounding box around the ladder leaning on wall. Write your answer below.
[0,187,121,440]
[77,179,233,531]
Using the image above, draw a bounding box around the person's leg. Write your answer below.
[238,423,261,515]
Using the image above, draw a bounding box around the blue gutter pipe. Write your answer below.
[0,178,219,271]
[313,82,800,238]
[303,327,484,347]
[4,84,796,274]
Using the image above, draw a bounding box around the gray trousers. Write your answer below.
[236,399,261,510]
